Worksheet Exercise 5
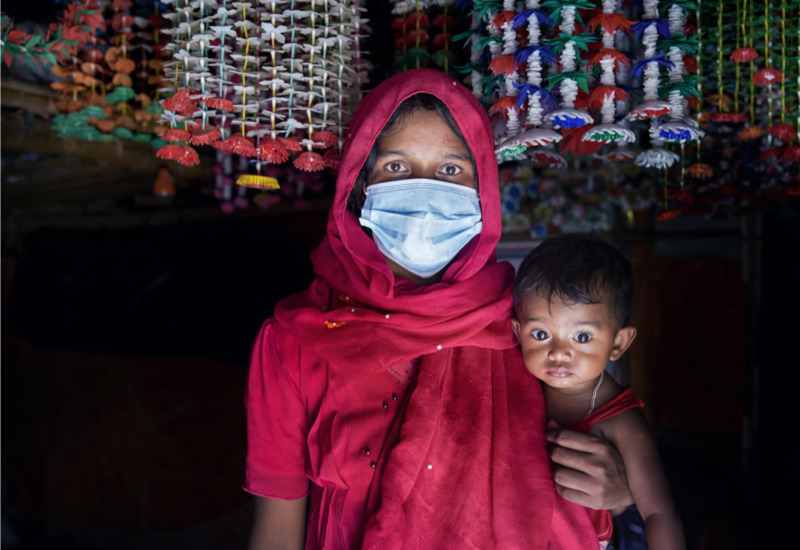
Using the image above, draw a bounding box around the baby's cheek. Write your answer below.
[521,349,541,377]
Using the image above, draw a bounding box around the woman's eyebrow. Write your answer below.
[442,152,471,162]
[375,149,408,158]
[375,150,471,161]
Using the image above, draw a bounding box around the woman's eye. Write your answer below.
[574,332,592,343]
[386,162,405,173]
[532,330,549,341]
[440,164,462,176]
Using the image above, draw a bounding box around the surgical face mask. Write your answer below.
[358,178,483,278]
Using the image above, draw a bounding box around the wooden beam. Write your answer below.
[0,77,55,115]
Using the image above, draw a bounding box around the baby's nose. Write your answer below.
[547,343,571,361]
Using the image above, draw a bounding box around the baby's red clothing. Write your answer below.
[567,387,645,542]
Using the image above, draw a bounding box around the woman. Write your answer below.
[245,69,631,549]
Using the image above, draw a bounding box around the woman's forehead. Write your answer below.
[379,110,468,150]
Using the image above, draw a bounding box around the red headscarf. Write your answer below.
[273,69,516,367]
[272,69,596,549]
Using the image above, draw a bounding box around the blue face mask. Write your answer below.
[358,178,483,278]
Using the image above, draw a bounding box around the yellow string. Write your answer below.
[308,1,317,143]
[734,0,740,112]
[443,5,449,73]
[781,1,786,123]
[764,0,772,129]
[717,0,723,111]
[763,0,769,68]
[749,0,755,121]
[697,2,702,156]
[241,15,251,138]
[737,0,748,118]
[402,6,408,71]
[415,0,421,69]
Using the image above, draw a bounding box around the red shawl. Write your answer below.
[272,69,596,549]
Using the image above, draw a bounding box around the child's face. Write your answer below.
[512,293,636,394]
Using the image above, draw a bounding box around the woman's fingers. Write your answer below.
[546,427,633,511]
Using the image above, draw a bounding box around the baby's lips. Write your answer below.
[546,418,561,430]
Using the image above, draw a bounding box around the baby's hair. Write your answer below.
[346,93,474,215]
[513,233,635,328]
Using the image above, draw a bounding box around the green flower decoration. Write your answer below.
[659,0,700,15]
[477,35,503,50]
[659,77,701,99]
[432,50,457,69]
[480,73,505,98]
[145,102,163,116]
[104,86,136,104]
[77,105,108,120]
[545,71,594,94]
[541,0,596,26]
[112,127,135,140]
[658,35,700,56]
[470,0,503,21]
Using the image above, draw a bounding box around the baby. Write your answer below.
[512,234,685,550]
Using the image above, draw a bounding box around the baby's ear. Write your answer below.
[609,326,637,361]
[511,318,521,341]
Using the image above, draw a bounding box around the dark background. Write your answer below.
[2,2,799,549]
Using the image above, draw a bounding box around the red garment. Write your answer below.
[567,387,645,542]
[244,69,597,549]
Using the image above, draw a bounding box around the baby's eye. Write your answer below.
[440,164,462,176]
[532,329,549,341]
[574,332,592,343]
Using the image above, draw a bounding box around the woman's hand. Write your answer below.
[545,426,633,513]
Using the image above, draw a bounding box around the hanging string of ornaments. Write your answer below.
[389,0,463,77]
[156,0,369,190]
[3,1,797,221]
[449,0,798,226]
[32,0,170,145]
[453,0,706,166]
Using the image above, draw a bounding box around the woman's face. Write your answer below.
[368,108,476,189]
[366,107,477,286]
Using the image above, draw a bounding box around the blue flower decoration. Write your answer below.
[506,183,522,198]
[512,9,553,29]
[553,114,588,128]
[630,52,675,81]
[532,223,549,238]
[513,83,559,111]
[659,127,693,141]
[503,199,519,213]
[631,19,671,40]
[513,45,557,67]
[456,0,475,12]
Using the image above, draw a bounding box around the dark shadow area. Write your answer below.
[2,210,327,550]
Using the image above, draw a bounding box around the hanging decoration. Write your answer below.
[44,0,168,145]
[5,1,799,223]
[1,13,76,69]
[158,0,369,185]
[389,1,464,77]
[454,0,800,231]
[582,0,635,146]
[631,0,678,171]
